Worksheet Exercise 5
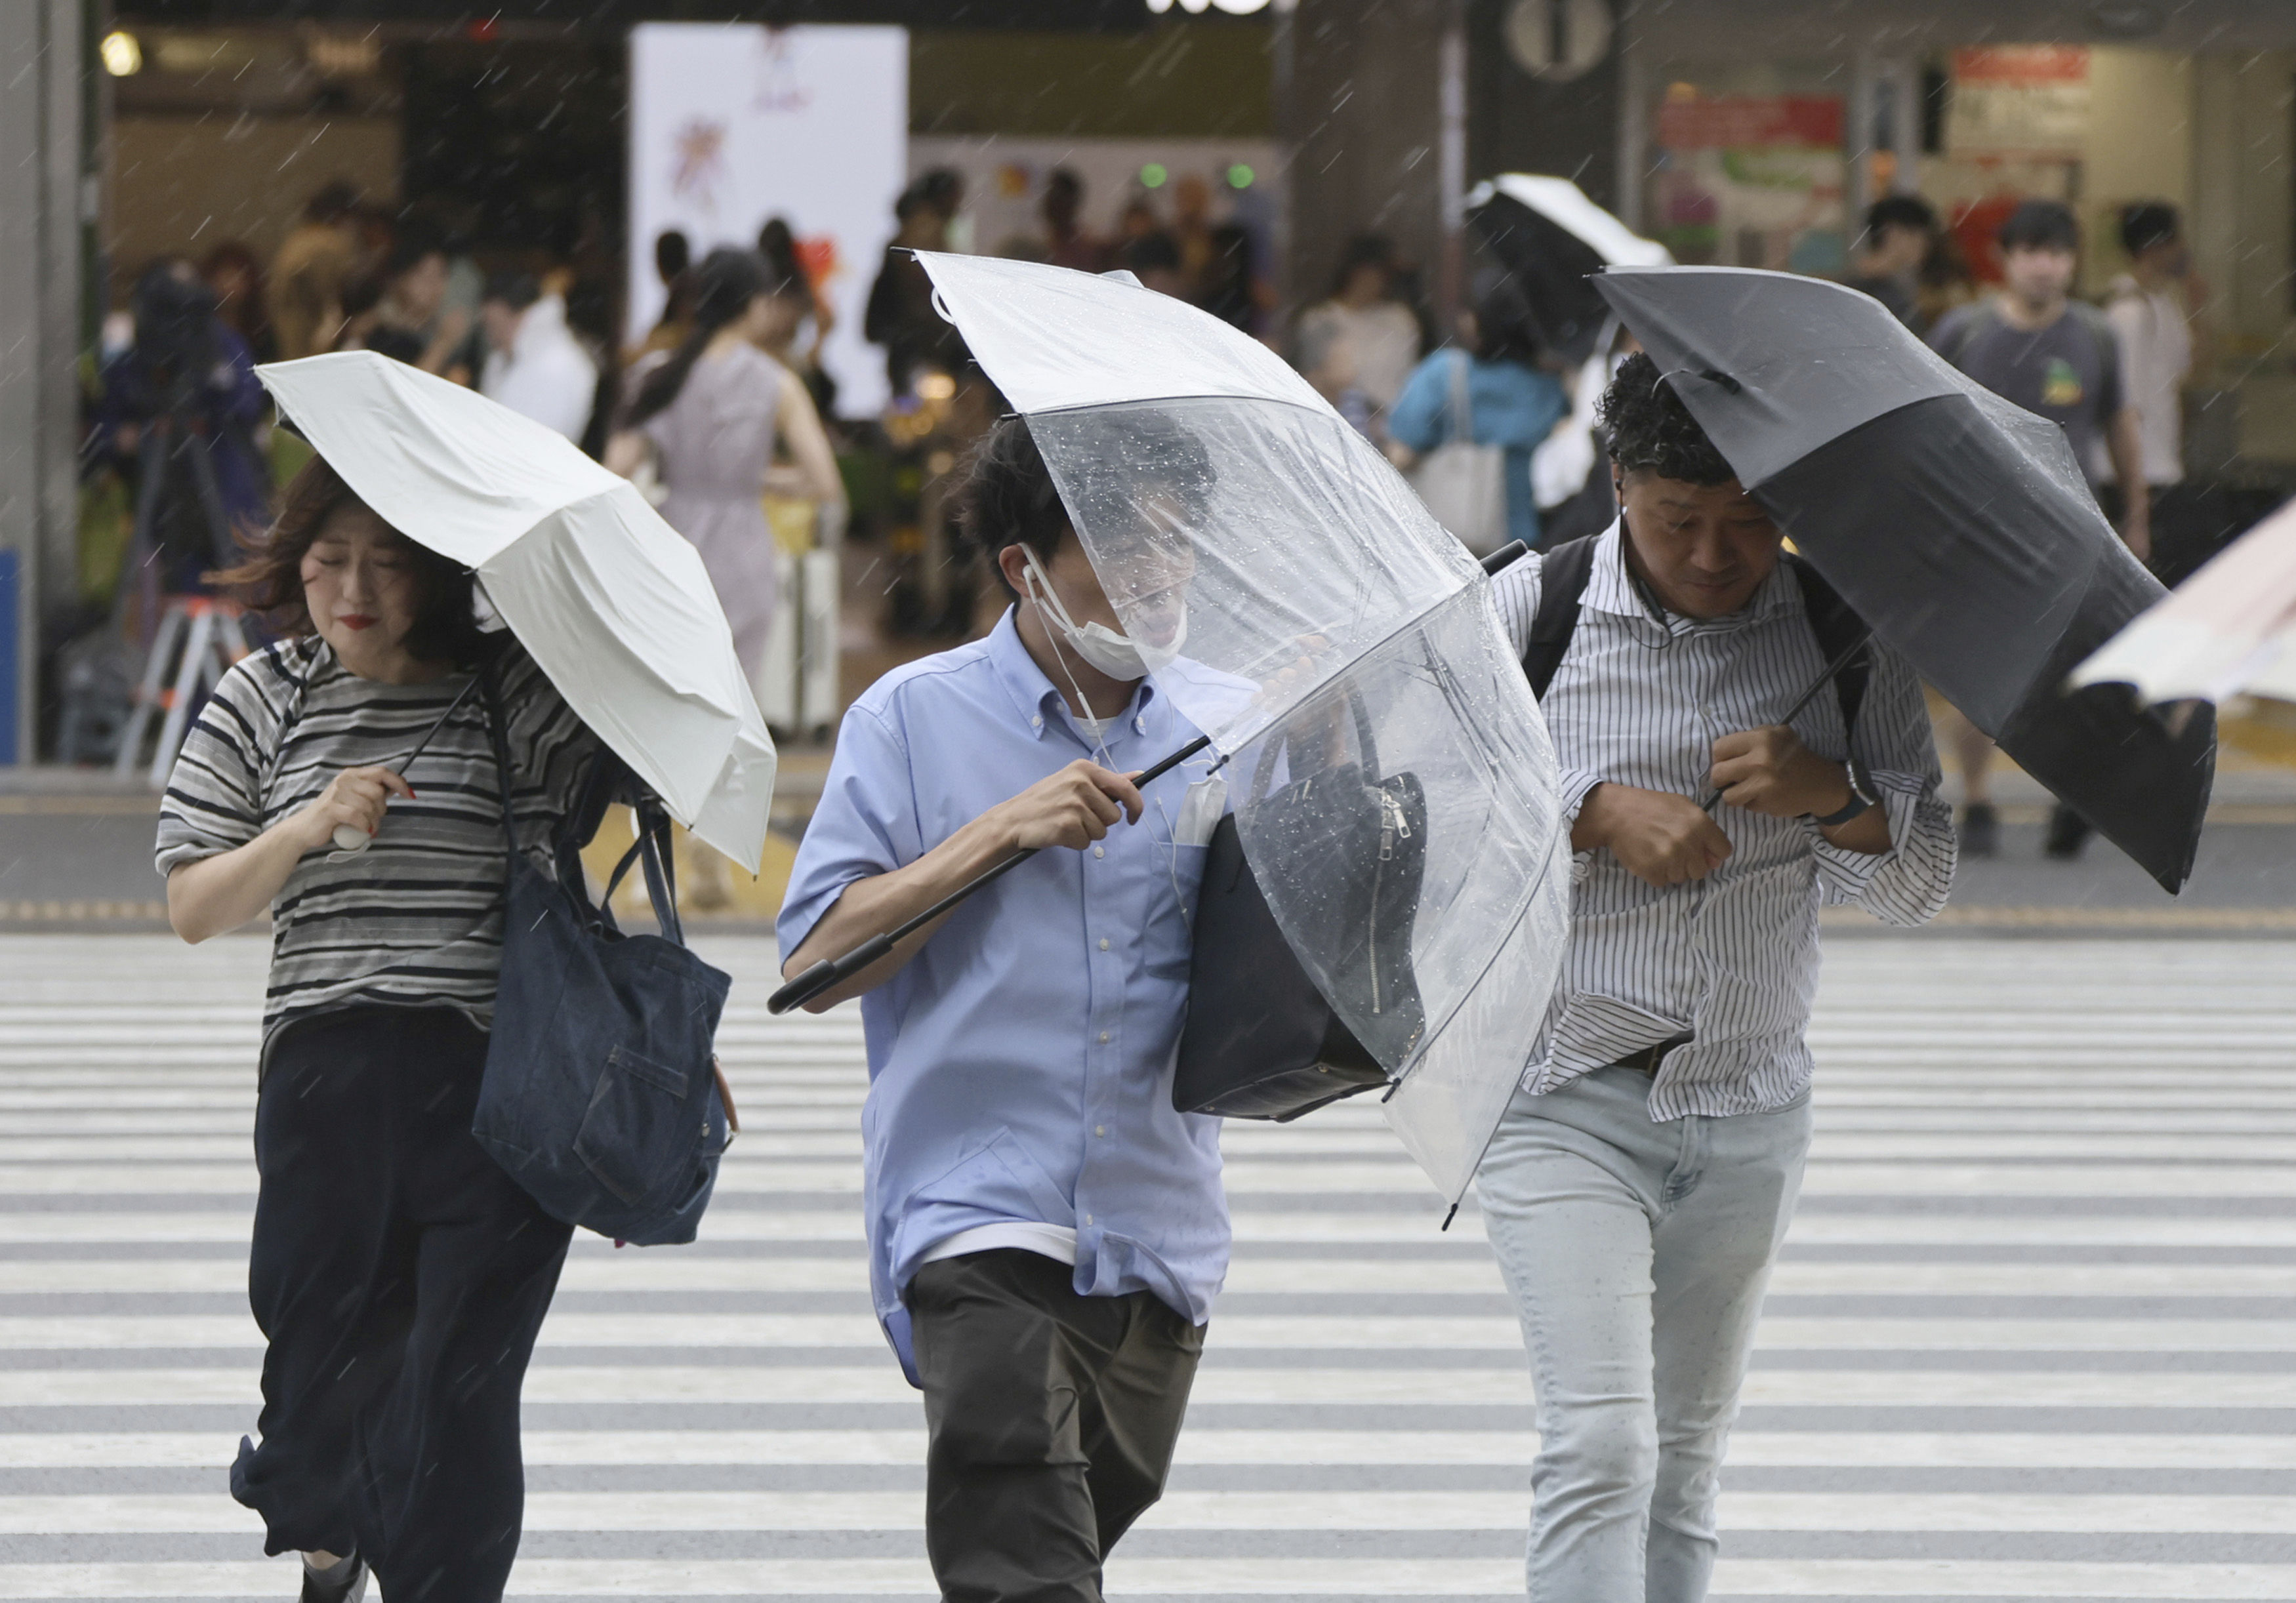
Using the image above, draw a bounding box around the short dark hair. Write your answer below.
[209,455,482,667]
[956,416,1072,599]
[483,270,541,311]
[1998,199,2080,254]
[1469,266,1541,365]
[654,228,691,285]
[380,223,445,284]
[1123,232,1181,277]
[304,180,361,224]
[1862,193,1937,243]
[1330,233,1396,299]
[2120,200,2180,258]
[1599,352,1736,486]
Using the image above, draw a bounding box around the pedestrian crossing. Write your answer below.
[2,932,2294,1600]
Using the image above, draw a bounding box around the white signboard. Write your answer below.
[1947,46,2092,157]
[628,23,907,418]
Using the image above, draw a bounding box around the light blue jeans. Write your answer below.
[1476,1066,1813,1603]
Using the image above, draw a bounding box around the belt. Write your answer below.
[1612,1034,1693,1075]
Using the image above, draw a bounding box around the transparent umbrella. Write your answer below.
[914,253,1572,1206]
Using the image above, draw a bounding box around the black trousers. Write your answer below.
[908,1248,1205,1603]
[230,1005,573,1603]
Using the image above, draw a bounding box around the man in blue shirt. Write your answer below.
[777,417,1227,1603]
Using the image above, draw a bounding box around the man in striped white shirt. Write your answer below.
[1478,353,1954,1600]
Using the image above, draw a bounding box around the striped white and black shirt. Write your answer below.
[155,635,598,1057]
[1491,524,1954,1118]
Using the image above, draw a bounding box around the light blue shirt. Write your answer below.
[777,609,1229,1383]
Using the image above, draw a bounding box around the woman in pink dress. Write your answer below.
[607,249,844,904]
[607,248,843,681]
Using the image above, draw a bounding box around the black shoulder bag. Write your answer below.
[1172,692,1425,1122]
[470,659,736,1247]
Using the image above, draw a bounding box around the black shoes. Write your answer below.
[300,1553,367,1603]
[2044,802,2093,860]
[1959,800,2092,860]
[1958,802,1999,859]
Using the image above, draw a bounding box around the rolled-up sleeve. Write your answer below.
[775,701,920,958]
[1801,641,1955,925]
[154,659,272,878]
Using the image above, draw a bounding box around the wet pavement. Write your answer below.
[1,933,2293,1598]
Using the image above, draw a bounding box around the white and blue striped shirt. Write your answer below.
[1490,523,1954,1119]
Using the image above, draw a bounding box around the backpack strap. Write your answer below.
[1519,533,1600,700]
[1519,532,1872,742]
[1783,554,1871,739]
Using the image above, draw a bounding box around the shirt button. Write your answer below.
[1085,1214,1094,1226]
[1098,937,1110,950]
[1094,1124,1107,1137]
[1093,845,1105,858]
[1031,714,1043,727]
[1099,1030,1111,1043]
[1134,718,1146,734]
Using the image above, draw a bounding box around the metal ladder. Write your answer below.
[114,598,253,788]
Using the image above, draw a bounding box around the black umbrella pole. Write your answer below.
[1700,626,1874,812]
[767,734,1216,1015]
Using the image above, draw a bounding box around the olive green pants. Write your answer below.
[907,1248,1204,1603]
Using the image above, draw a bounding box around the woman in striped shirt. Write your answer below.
[156,457,596,1603]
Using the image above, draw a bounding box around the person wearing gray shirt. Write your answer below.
[1927,199,2148,862]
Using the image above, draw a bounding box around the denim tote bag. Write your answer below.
[472,661,735,1247]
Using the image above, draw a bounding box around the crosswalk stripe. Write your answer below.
[0,1364,2286,1410]
[2,1488,2293,1535]
[4,931,2294,1602]
[2,1558,2295,1598]
[13,1427,2296,1471]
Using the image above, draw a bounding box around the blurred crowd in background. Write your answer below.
[68,151,2223,779]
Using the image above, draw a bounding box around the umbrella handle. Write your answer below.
[766,735,1216,1016]
[1701,625,1874,812]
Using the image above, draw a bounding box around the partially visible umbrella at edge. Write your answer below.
[2074,493,2296,769]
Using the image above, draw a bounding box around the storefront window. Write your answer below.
[1642,65,1846,276]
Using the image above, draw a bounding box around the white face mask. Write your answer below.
[1020,547,1186,680]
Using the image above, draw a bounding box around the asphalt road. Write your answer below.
[1,932,2292,1599]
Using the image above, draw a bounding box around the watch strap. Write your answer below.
[1812,756,1878,828]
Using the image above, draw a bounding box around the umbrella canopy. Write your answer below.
[257,352,776,873]
[917,251,1571,1205]
[2074,495,2296,767]
[1465,174,1671,365]
[1591,265,2215,894]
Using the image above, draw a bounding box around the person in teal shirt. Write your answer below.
[1387,287,1569,550]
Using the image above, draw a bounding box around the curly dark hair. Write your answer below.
[1597,352,1736,486]
[209,455,483,666]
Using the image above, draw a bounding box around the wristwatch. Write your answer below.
[1811,756,1879,828]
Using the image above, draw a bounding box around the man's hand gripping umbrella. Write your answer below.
[767,540,1531,1016]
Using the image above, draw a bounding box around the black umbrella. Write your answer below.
[1466,175,1670,365]
[1592,264,2214,894]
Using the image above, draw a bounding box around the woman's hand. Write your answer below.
[289,765,415,852]
[168,767,413,944]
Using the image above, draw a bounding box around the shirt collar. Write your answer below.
[985,605,1158,743]
[1584,518,1803,634]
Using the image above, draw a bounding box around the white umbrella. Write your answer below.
[2073,497,2296,707]
[1465,172,1673,273]
[257,352,775,872]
